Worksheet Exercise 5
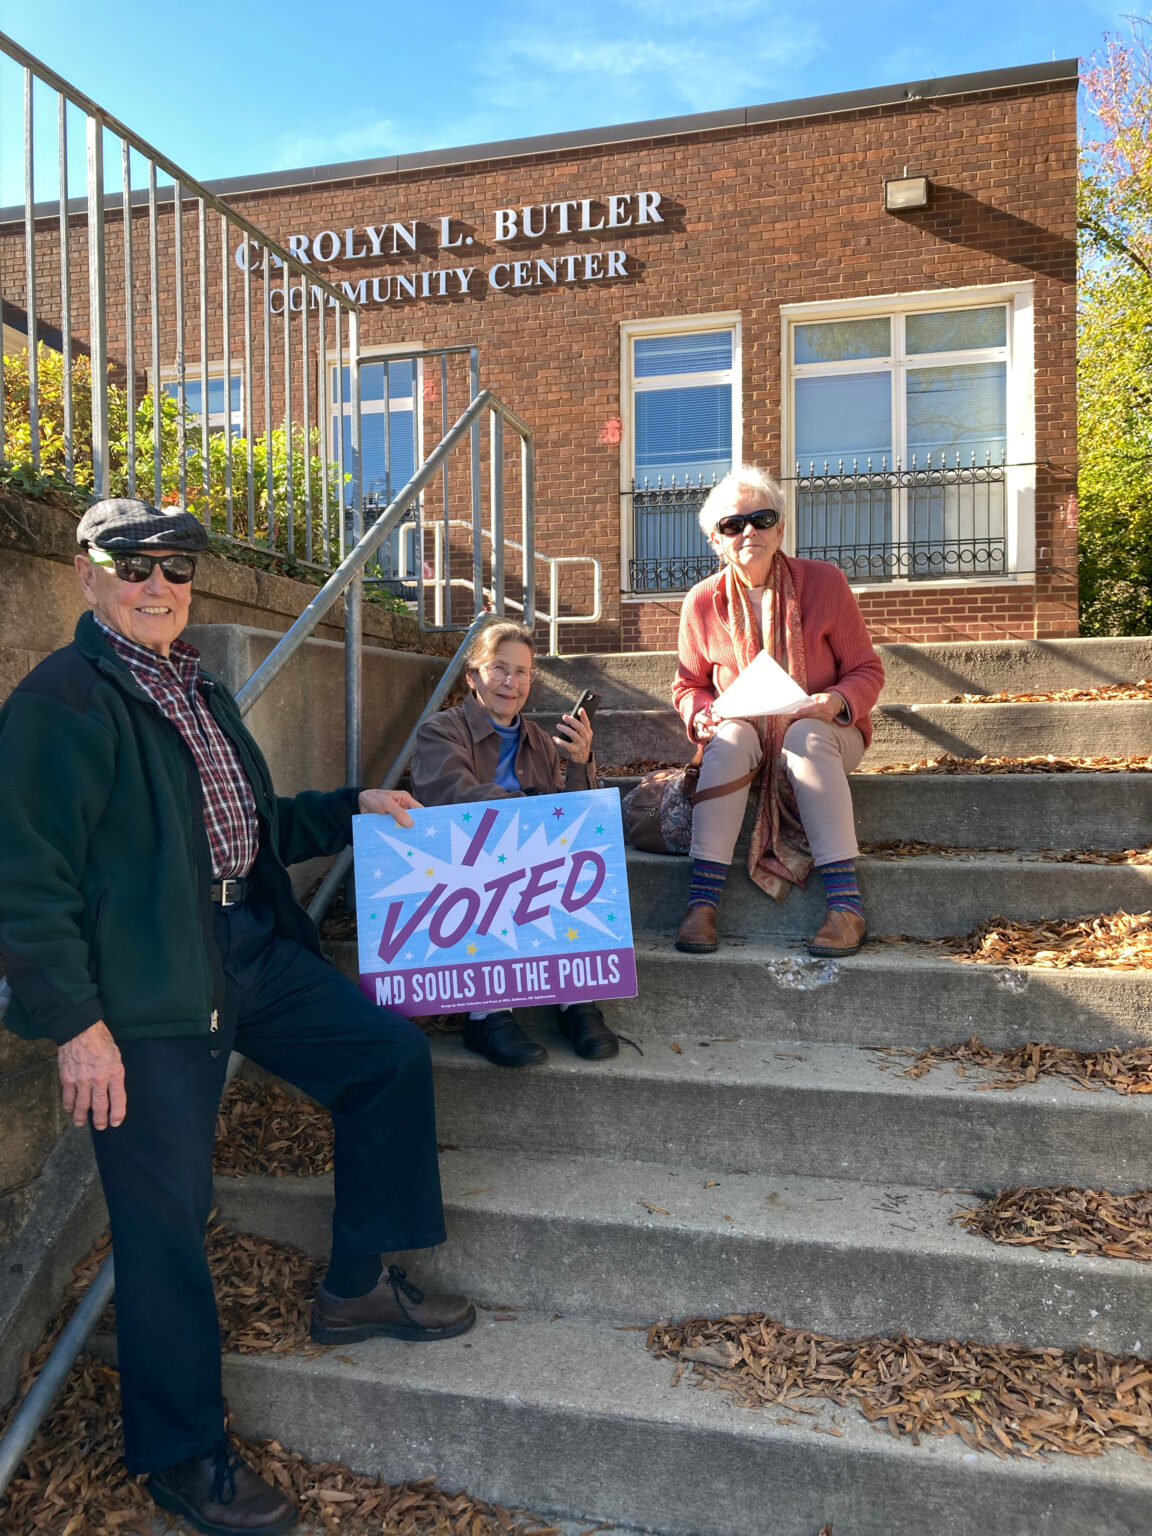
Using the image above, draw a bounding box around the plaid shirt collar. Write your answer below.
[94,616,201,689]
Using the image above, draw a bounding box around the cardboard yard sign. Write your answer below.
[354,788,636,1016]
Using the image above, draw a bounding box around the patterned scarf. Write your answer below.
[723,555,812,901]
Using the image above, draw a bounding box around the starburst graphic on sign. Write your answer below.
[370,806,615,963]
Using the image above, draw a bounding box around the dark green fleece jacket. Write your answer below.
[0,613,360,1047]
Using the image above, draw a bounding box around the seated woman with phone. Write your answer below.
[410,620,618,1067]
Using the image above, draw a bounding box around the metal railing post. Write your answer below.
[470,347,482,616]
[521,429,535,629]
[490,410,505,614]
[23,68,39,473]
[86,113,108,498]
[344,309,364,790]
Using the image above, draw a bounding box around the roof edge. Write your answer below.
[202,58,1078,200]
[0,58,1078,227]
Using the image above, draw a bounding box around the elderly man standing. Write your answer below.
[0,500,474,1536]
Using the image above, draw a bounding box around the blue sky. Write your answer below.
[0,0,1136,188]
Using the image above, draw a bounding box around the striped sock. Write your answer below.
[688,857,728,910]
[817,858,863,918]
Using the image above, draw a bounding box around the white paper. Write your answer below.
[711,649,814,719]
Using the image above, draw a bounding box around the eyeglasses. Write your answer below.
[89,549,197,584]
[479,661,535,685]
[714,509,781,538]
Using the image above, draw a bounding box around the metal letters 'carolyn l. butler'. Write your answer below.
[353,789,637,1017]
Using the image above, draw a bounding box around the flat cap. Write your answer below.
[76,498,209,553]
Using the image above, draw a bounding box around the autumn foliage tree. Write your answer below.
[1078,20,1152,635]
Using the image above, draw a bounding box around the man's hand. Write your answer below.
[358,788,422,828]
[791,691,848,725]
[58,1020,125,1130]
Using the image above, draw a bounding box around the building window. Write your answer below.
[622,315,741,593]
[332,354,420,590]
[331,355,418,505]
[160,370,242,435]
[784,288,1032,584]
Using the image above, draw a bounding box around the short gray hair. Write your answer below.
[698,466,785,537]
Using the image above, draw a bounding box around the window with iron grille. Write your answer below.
[786,297,1024,583]
[622,317,740,593]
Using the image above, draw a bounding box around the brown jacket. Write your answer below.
[410,692,600,806]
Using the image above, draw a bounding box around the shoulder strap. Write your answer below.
[689,764,758,806]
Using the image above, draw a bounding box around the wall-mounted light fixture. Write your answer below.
[884,174,930,212]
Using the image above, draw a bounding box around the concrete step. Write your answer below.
[220,1317,1152,1536]
[214,1149,1152,1354]
[603,771,1152,852]
[553,700,1152,771]
[421,1029,1152,1192]
[326,936,1152,1051]
[531,636,1152,710]
[624,849,1152,940]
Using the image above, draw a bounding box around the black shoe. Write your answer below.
[462,1010,548,1067]
[150,1438,298,1536]
[559,1001,619,1060]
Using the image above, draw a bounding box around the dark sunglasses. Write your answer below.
[715,508,781,538]
[89,549,197,584]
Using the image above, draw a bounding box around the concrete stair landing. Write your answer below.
[219,636,1152,1535]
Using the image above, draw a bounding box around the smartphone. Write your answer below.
[557,687,601,733]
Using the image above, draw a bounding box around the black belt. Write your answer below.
[211,877,251,906]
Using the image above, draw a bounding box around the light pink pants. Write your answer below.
[690,717,866,867]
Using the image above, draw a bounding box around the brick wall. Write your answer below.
[1,77,1078,652]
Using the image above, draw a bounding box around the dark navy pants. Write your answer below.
[90,897,445,1473]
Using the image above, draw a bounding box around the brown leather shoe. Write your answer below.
[311,1264,476,1344]
[807,907,866,957]
[675,902,719,953]
[150,1438,298,1535]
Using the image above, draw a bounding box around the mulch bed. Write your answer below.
[599,757,684,777]
[214,1079,335,1179]
[860,841,1152,865]
[943,681,1152,704]
[0,1231,559,1536]
[956,1188,1152,1263]
[868,1036,1152,1095]
[950,912,1152,970]
[648,1312,1152,1460]
[861,753,1152,774]
[874,912,1152,970]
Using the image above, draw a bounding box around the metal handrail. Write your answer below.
[305,611,495,924]
[0,29,362,560]
[411,518,601,653]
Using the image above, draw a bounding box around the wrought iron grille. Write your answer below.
[628,476,720,592]
[793,456,1007,582]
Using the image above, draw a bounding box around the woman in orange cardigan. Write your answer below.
[672,466,885,958]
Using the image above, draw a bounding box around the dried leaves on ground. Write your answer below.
[957,1187,1152,1262]
[950,911,1152,970]
[860,841,1152,865]
[648,1312,1152,1460]
[870,1036,1152,1095]
[599,757,683,777]
[214,1077,335,1179]
[861,752,1152,775]
[942,680,1152,704]
[1,1232,553,1536]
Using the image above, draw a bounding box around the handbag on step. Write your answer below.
[621,746,758,855]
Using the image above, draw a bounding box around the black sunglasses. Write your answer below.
[89,550,197,584]
[715,508,781,538]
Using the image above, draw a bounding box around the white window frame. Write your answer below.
[155,364,243,434]
[619,312,742,594]
[779,282,1035,589]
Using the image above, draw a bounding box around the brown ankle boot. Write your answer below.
[675,903,719,953]
[807,907,866,957]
